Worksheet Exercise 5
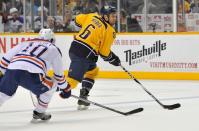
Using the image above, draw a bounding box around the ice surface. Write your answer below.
[0,79,199,131]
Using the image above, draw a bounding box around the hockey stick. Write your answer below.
[30,92,143,116]
[71,94,143,116]
[30,92,38,107]
[120,64,181,110]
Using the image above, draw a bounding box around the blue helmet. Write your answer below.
[100,6,117,15]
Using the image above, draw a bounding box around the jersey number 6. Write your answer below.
[79,24,95,39]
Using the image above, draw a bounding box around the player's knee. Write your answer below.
[84,67,99,79]
[66,77,79,89]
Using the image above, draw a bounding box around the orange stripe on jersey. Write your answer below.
[0,60,8,67]
[12,56,46,70]
[41,77,53,88]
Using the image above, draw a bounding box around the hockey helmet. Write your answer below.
[100,6,117,16]
[39,28,55,43]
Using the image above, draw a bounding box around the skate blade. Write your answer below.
[30,118,40,123]
[30,118,50,123]
[77,105,89,110]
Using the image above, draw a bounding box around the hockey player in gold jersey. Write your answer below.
[59,6,121,110]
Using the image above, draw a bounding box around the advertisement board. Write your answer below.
[0,33,199,79]
[111,34,199,72]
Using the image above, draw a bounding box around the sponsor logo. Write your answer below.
[124,40,166,65]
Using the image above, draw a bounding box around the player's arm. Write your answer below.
[51,47,71,98]
[100,51,121,66]
[0,43,24,74]
[51,48,67,90]
[99,32,121,66]
[74,14,88,27]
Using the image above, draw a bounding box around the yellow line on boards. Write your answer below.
[48,70,199,80]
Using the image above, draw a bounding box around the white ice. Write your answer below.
[0,79,199,131]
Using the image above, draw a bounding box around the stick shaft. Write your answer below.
[71,94,142,115]
[120,65,167,108]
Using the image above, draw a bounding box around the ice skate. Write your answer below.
[77,88,90,110]
[31,110,51,123]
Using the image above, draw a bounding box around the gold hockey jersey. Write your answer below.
[70,13,116,61]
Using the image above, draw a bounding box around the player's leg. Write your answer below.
[19,72,55,121]
[67,52,91,89]
[0,70,19,106]
[78,66,99,110]
[67,52,94,109]
[33,82,57,121]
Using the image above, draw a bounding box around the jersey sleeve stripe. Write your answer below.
[2,57,10,64]
[0,60,8,68]
[54,73,63,78]
[0,65,6,70]
[58,80,66,85]
[54,76,65,82]
[0,57,10,68]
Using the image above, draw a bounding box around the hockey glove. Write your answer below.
[102,51,121,66]
[59,85,71,99]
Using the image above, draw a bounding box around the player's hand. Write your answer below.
[59,89,71,99]
[108,52,121,66]
[59,85,71,99]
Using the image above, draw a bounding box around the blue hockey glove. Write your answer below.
[59,85,71,99]
[102,51,121,66]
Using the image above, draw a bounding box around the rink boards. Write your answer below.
[0,33,199,80]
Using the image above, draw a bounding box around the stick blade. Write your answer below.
[124,108,144,116]
[164,103,181,110]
